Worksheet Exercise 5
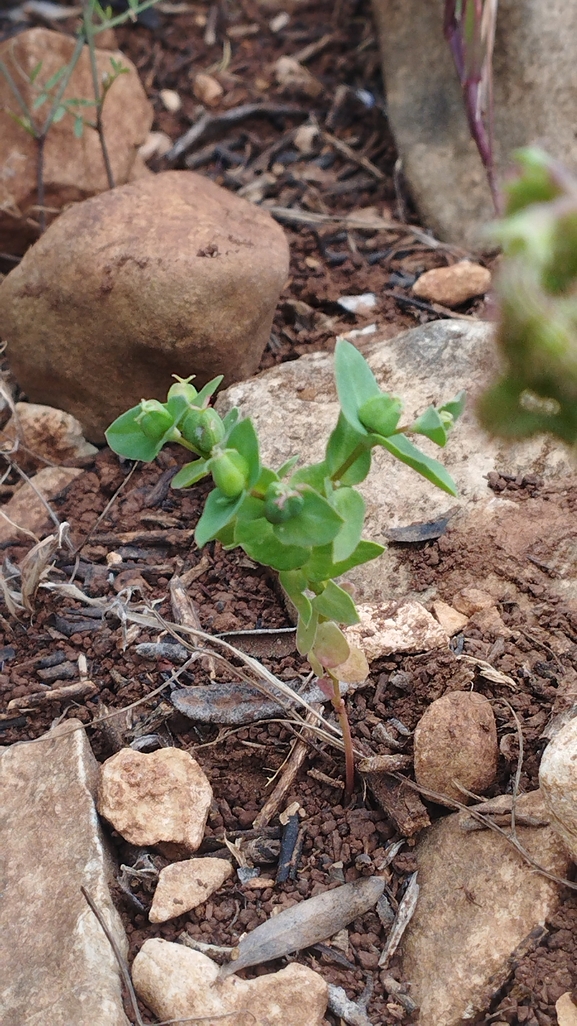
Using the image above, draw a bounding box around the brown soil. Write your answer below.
[0,3,576,1026]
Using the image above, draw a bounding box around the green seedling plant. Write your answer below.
[0,0,162,229]
[478,147,577,442]
[106,340,465,794]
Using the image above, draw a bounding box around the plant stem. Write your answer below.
[329,672,355,796]
[83,0,115,189]
[330,441,368,483]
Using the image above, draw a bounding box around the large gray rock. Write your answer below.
[0,28,153,256]
[0,721,129,1026]
[372,0,577,248]
[217,320,576,603]
[401,790,570,1026]
[0,171,289,441]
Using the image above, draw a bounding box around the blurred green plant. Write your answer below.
[0,0,161,230]
[106,340,464,793]
[444,0,499,211]
[478,147,577,443]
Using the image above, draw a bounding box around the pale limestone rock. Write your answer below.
[274,56,323,98]
[372,0,577,248]
[0,28,152,255]
[217,320,577,603]
[0,171,289,442]
[539,717,577,859]
[192,73,224,106]
[149,857,233,923]
[412,262,491,307]
[98,747,212,856]
[344,601,448,661]
[432,599,468,636]
[556,993,577,1026]
[132,939,328,1026]
[452,586,496,616]
[414,691,498,805]
[0,465,82,544]
[0,402,97,470]
[401,791,570,1026]
[0,720,129,1026]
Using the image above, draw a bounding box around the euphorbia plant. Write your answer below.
[106,339,464,793]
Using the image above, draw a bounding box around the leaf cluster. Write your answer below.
[106,340,463,679]
[479,147,577,443]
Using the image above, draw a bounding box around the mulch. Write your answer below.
[1,2,576,1025]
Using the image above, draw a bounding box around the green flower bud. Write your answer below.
[358,394,402,437]
[166,376,198,418]
[136,400,177,442]
[210,449,249,498]
[263,481,305,524]
[181,407,225,454]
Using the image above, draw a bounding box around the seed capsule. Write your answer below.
[181,407,225,454]
[136,400,176,442]
[263,481,304,524]
[358,394,402,437]
[210,449,249,498]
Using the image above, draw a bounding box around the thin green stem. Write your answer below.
[0,60,37,132]
[40,34,85,137]
[93,0,162,33]
[329,441,368,483]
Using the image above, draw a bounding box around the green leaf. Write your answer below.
[439,390,466,422]
[253,466,278,495]
[105,406,164,461]
[296,610,318,656]
[290,461,328,492]
[29,61,43,83]
[330,487,365,562]
[377,432,458,496]
[312,580,359,625]
[194,375,224,408]
[214,521,236,547]
[272,487,343,548]
[279,568,313,626]
[172,458,210,488]
[223,407,239,431]
[358,393,403,437]
[42,66,66,91]
[410,405,448,447]
[277,454,300,478]
[52,104,67,124]
[73,115,84,139]
[311,621,350,669]
[195,488,245,547]
[32,92,48,111]
[325,413,372,485]
[334,337,380,433]
[303,539,385,583]
[235,518,310,571]
[6,111,36,137]
[226,417,260,487]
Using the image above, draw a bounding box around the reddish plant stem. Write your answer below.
[330,673,355,796]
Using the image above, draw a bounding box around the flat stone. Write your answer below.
[0,465,82,544]
[452,587,496,616]
[0,28,152,255]
[344,601,448,661]
[401,790,570,1026]
[432,600,468,636]
[556,993,577,1026]
[372,0,577,248]
[540,716,577,860]
[217,320,577,603]
[0,720,129,1026]
[97,747,212,856]
[0,402,97,470]
[414,691,498,805]
[132,938,328,1026]
[412,262,491,307]
[149,857,233,923]
[0,171,289,442]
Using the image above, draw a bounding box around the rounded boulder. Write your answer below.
[414,691,498,806]
[0,171,290,441]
